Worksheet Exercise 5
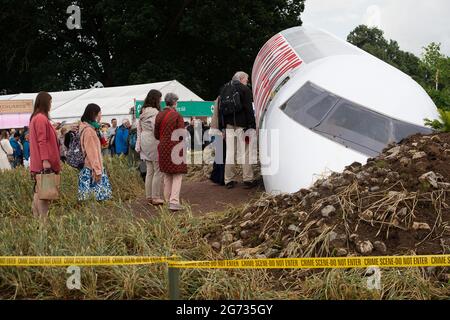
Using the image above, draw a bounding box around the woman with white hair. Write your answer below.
[154,92,187,211]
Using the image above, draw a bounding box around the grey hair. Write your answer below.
[232,71,249,82]
[164,92,179,107]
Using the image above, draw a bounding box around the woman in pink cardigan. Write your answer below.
[78,103,112,201]
[29,92,61,222]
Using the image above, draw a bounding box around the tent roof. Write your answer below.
[0,80,203,123]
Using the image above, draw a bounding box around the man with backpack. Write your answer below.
[218,71,257,189]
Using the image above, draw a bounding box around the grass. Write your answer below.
[0,158,448,299]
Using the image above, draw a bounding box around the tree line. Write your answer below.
[0,0,305,99]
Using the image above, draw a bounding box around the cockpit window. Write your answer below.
[281,81,433,156]
[282,82,338,128]
[314,99,391,154]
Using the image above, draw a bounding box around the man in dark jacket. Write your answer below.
[219,71,257,189]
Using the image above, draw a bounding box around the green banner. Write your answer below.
[135,100,214,119]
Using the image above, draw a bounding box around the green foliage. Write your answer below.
[0,0,305,99]
[424,109,450,132]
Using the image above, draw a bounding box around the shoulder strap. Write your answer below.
[0,142,8,156]
[79,127,88,157]
[159,109,174,138]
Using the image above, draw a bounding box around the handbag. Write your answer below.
[36,169,61,200]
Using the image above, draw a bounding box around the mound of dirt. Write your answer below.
[205,133,450,277]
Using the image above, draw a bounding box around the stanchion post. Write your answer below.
[168,260,180,300]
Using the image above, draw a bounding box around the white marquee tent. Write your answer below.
[0,80,203,127]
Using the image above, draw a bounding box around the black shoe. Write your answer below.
[226,181,236,189]
[244,180,258,189]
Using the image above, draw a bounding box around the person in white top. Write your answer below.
[0,130,14,170]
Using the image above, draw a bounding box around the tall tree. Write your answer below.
[421,42,446,90]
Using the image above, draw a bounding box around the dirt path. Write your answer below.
[129,180,263,218]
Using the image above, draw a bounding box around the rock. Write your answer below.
[386,150,400,159]
[321,205,336,217]
[240,230,250,239]
[224,225,234,230]
[412,152,427,160]
[397,208,408,217]
[336,248,348,257]
[221,232,234,244]
[265,248,280,258]
[412,222,431,231]
[240,220,254,229]
[370,186,380,192]
[349,234,359,243]
[356,240,374,254]
[255,254,267,259]
[328,231,339,242]
[387,172,400,180]
[375,168,389,177]
[444,149,450,157]
[288,224,301,233]
[419,171,442,188]
[387,146,401,154]
[383,178,390,184]
[230,240,243,251]
[356,172,371,181]
[333,177,348,187]
[211,242,221,250]
[321,180,334,190]
[373,241,387,253]
[400,157,411,167]
[359,210,374,220]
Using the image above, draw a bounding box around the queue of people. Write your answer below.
[0,70,258,222]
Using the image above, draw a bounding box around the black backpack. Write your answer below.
[219,81,243,116]
[66,130,85,169]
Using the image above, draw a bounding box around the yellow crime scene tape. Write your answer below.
[168,255,450,269]
[0,256,175,267]
[0,255,449,269]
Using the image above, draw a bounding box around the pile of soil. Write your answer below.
[205,133,450,270]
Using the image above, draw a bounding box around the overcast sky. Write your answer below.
[301,0,450,57]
